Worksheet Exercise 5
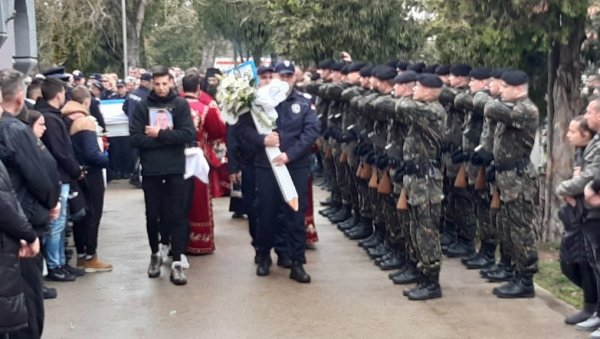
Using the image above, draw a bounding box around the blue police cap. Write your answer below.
[275,60,295,75]
[257,65,274,75]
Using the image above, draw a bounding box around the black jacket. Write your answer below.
[227,122,258,173]
[238,90,320,169]
[0,159,32,333]
[35,99,82,182]
[123,86,150,118]
[0,114,61,233]
[130,90,195,176]
[89,98,106,131]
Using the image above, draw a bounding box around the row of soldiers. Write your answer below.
[306,59,539,301]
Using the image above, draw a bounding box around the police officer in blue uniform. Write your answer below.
[239,60,320,283]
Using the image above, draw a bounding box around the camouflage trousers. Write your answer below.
[451,187,477,243]
[475,188,496,245]
[383,195,415,263]
[334,150,352,206]
[327,147,342,204]
[499,196,538,275]
[356,175,373,220]
[347,163,361,212]
[409,203,442,276]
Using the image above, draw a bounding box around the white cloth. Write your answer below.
[184,147,209,183]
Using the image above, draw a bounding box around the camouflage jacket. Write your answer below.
[368,93,393,151]
[474,91,496,153]
[485,97,539,202]
[439,86,468,151]
[386,96,410,162]
[397,98,446,163]
[456,90,485,154]
[556,135,600,198]
[356,91,380,143]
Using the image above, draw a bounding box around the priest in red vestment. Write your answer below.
[182,71,226,254]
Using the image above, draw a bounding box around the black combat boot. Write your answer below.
[493,274,534,298]
[348,221,374,240]
[276,253,293,268]
[256,254,272,277]
[481,253,509,278]
[392,263,420,284]
[464,242,496,269]
[320,197,334,206]
[403,273,425,297]
[407,273,442,301]
[330,205,352,223]
[319,203,340,216]
[486,256,513,282]
[446,237,476,258]
[290,261,311,283]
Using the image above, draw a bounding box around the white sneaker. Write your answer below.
[577,313,600,332]
[159,244,170,262]
[180,254,190,269]
[591,328,600,339]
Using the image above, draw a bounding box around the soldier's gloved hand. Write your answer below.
[591,176,600,193]
[485,166,496,183]
[333,128,342,141]
[376,154,389,170]
[358,144,372,156]
[322,128,331,139]
[451,149,467,164]
[393,162,406,183]
[472,149,494,166]
[366,151,376,165]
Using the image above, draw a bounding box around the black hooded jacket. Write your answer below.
[130,89,195,176]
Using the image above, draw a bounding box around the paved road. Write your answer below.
[45,181,584,339]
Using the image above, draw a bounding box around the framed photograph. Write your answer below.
[225,60,258,84]
[149,108,174,130]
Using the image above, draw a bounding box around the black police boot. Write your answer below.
[289,261,311,283]
[464,242,496,269]
[256,254,272,277]
[446,238,475,258]
[493,274,535,298]
[277,253,293,268]
[407,273,442,301]
[392,263,421,284]
[330,205,352,223]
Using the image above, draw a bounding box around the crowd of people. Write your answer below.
[6,52,600,338]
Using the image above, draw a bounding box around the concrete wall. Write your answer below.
[0,0,37,73]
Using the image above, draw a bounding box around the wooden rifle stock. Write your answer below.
[474,166,486,190]
[340,151,348,164]
[325,147,333,160]
[491,189,501,209]
[377,168,392,194]
[368,168,379,188]
[454,163,468,188]
[360,163,372,180]
[397,188,408,210]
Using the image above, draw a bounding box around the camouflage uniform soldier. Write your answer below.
[363,66,397,260]
[398,74,446,301]
[477,68,515,281]
[485,70,538,298]
[460,68,497,270]
[441,64,474,257]
[388,71,422,284]
[348,66,381,241]
[337,62,369,232]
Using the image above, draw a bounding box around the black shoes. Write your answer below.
[463,242,496,269]
[486,267,514,282]
[407,274,442,301]
[256,255,272,277]
[43,285,58,299]
[47,267,76,282]
[493,276,535,298]
[290,262,311,283]
[391,266,420,285]
[63,264,85,277]
[445,240,475,258]
[277,254,293,268]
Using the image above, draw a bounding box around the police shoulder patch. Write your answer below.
[303,93,312,100]
[291,103,301,114]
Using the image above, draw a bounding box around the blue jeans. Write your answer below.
[44,183,70,270]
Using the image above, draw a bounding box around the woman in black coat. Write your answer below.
[0,158,39,334]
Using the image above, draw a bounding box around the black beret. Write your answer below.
[417,74,443,88]
[42,66,65,77]
[360,65,374,77]
[407,62,425,73]
[257,65,274,75]
[435,65,450,75]
[394,70,418,84]
[422,64,438,74]
[450,64,472,77]
[330,62,345,72]
[491,67,512,79]
[397,61,409,71]
[469,67,492,80]
[501,70,529,86]
[370,65,384,77]
[311,73,321,81]
[318,59,335,70]
[375,66,398,81]
[341,64,350,75]
[348,62,368,73]
[387,60,400,68]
